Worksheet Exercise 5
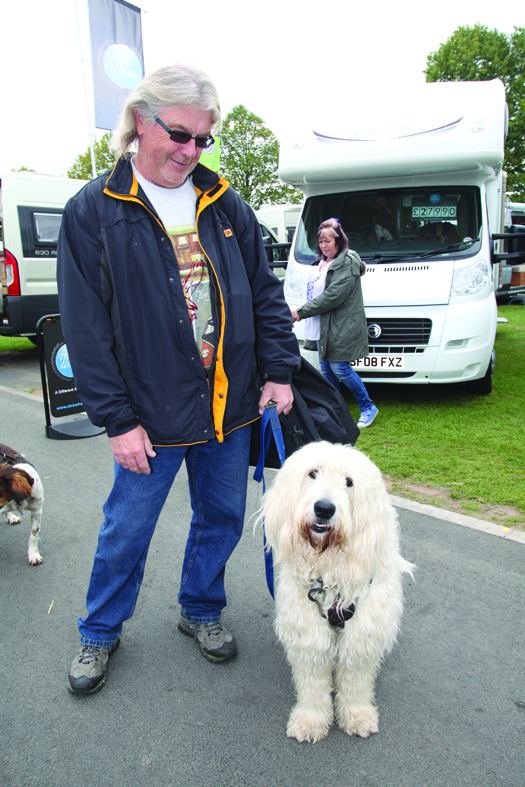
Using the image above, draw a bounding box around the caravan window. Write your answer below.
[34,213,62,243]
[17,206,64,258]
[294,186,482,264]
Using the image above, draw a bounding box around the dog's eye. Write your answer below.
[308,470,318,480]
[345,477,353,487]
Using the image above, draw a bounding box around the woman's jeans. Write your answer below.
[319,357,374,412]
[78,424,251,647]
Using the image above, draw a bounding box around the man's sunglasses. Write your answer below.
[154,116,214,149]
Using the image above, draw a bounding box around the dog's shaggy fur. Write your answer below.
[262,441,414,742]
[0,445,44,565]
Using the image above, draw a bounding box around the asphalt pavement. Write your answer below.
[1,349,524,787]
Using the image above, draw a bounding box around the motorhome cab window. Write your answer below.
[294,187,482,264]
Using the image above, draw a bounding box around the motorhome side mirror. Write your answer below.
[492,224,525,265]
[509,225,525,258]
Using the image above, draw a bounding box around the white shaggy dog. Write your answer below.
[262,441,414,743]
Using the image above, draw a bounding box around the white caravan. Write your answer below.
[1,171,88,339]
[279,79,525,394]
[256,203,302,243]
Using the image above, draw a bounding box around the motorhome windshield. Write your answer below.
[294,187,482,264]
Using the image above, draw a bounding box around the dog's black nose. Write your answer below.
[313,499,336,520]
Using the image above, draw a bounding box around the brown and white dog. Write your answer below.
[0,443,44,565]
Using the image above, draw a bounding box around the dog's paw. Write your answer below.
[28,550,43,566]
[337,704,379,738]
[286,708,332,743]
[6,512,21,525]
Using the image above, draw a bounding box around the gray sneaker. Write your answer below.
[178,616,237,663]
[68,640,120,695]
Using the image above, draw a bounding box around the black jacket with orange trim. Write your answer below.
[57,155,300,444]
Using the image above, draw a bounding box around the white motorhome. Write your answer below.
[256,203,302,243]
[1,172,88,339]
[279,79,525,394]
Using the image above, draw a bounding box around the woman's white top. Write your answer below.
[303,260,333,341]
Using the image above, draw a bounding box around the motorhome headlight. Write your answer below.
[283,261,309,300]
[451,257,490,297]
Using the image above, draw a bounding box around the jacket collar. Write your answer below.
[104,153,229,201]
[323,248,348,271]
[326,248,364,275]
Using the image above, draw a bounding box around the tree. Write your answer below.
[11,166,35,172]
[219,105,302,210]
[67,132,116,180]
[424,25,525,198]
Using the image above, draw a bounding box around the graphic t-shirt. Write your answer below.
[132,160,215,372]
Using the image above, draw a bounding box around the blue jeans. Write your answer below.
[78,424,251,647]
[319,356,374,412]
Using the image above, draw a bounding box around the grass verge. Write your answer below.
[0,336,35,352]
[352,305,525,529]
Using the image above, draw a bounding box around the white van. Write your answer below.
[506,201,525,227]
[1,172,88,339]
[256,203,302,243]
[279,79,525,394]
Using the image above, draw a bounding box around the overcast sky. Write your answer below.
[0,0,522,177]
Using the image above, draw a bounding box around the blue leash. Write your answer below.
[253,403,286,598]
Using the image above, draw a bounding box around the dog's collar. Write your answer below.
[0,444,33,469]
[308,577,371,629]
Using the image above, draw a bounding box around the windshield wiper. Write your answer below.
[362,252,422,263]
[415,239,479,259]
[363,239,479,264]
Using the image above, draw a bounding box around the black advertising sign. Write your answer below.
[37,315,105,440]
[41,317,85,418]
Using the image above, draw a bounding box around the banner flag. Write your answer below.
[88,0,144,131]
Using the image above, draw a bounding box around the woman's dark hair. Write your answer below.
[316,218,349,260]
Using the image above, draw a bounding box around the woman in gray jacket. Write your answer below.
[290,218,378,428]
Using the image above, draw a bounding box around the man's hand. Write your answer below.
[258,382,294,416]
[290,307,300,322]
[109,425,157,474]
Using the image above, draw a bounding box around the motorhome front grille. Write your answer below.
[366,318,432,346]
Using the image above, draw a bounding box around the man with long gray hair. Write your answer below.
[58,63,300,694]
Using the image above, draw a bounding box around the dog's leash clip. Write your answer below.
[308,578,328,616]
[308,579,361,629]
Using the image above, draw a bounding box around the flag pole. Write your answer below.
[75,0,97,178]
